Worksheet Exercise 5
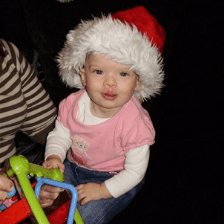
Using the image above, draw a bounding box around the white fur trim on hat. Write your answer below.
[57,15,164,100]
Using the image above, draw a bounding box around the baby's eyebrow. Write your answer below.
[89,64,100,69]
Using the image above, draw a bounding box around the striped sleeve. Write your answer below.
[17,47,57,144]
[0,39,57,164]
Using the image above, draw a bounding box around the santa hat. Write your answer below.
[57,6,166,100]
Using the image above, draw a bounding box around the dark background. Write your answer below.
[1,0,223,223]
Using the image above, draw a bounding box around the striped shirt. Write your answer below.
[0,39,57,165]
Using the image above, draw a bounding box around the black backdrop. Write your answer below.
[1,0,223,223]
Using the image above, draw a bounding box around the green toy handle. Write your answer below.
[7,155,64,181]
[17,172,49,224]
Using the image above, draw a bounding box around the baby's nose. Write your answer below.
[104,76,117,87]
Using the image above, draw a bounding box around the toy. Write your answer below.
[0,155,84,224]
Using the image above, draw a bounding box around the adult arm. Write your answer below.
[0,39,57,149]
[13,40,57,145]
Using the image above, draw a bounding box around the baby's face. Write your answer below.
[79,53,141,118]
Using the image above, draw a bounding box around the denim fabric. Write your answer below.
[63,160,143,224]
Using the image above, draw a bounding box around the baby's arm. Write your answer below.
[39,120,71,207]
[43,120,72,172]
[45,120,72,162]
[105,144,149,198]
[40,155,65,208]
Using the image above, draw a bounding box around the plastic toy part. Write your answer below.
[48,199,72,223]
[48,199,83,224]
[0,204,7,211]
[0,197,32,223]
[1,155,83,224]
[7,187,17,198]
[8,155,64,181]
[35,177,84,224]
[0,182,37,223]
[8,155,65,224]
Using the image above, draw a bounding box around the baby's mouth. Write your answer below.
[102,91,117,100]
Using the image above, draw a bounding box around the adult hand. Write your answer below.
[38,184,64,208]
[0,175,14,202]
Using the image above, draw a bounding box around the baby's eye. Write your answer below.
[95,70,103,75]
[119,72,128,77]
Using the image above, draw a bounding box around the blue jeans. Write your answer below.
[63,160,143,224]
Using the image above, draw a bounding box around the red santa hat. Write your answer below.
[57,6,166,100]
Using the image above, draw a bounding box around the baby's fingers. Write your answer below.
[78,195,89,206]
[42,161,52,169]
[57,163,65,172]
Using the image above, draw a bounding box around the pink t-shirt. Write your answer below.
[58,89,155,172]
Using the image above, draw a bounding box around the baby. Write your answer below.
[42,5,165,224]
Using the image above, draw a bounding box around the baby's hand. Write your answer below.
[76,182,112,206]
[40,155,65,208]
[42,155,65,172]
[38,184,64,208]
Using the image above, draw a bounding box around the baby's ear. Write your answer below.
[79,68,86,86]
[135,76,141,92]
